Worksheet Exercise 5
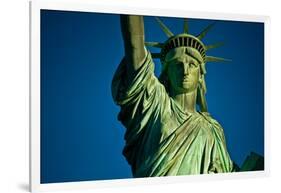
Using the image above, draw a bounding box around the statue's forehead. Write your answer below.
[165,47,186,59]
[168,55,196,63]
[165,47,203,63]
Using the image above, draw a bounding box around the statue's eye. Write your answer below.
[190,63,196,67]
[190,62,199,67]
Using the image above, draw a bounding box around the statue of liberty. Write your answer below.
[111,15,235,177]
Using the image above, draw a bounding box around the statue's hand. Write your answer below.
[120,15,146,78]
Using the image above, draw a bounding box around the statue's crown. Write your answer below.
[145,18,230,65]
[160,33,206,63]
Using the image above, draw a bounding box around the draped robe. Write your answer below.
[112,51,234,177]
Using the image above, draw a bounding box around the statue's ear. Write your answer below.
[198,63,203,82]
[199,74,203,84]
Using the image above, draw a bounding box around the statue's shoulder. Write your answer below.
[199,112,223,128]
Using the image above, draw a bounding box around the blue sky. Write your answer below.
[41,10,264,183]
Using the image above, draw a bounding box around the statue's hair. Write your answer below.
[158,70,170,93]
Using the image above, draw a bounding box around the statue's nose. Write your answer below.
[183,63,190,75]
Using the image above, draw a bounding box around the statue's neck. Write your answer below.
[170,90,197,113]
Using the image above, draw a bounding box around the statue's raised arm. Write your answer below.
[120,15,146,80]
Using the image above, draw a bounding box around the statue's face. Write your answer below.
[166,53,201,94]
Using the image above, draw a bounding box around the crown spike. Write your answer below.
[205,56,231,63]
[155,17,174,37]
[205,42,224,50]
[183,18,188,33]
[145,42,164,48]
[197,22,216,40]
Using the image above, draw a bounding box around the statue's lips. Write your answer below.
[182,77,191,83]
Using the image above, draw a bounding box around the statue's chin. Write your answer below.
[174,86,196,95]
[180,82,196,92]
[170,81,197,95]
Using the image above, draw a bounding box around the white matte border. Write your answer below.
[29,0,270,192]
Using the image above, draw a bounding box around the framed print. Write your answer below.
[30,0,270,192]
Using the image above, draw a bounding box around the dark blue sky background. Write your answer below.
[40,10,264,183]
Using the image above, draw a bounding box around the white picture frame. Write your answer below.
[30,0,270,192]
